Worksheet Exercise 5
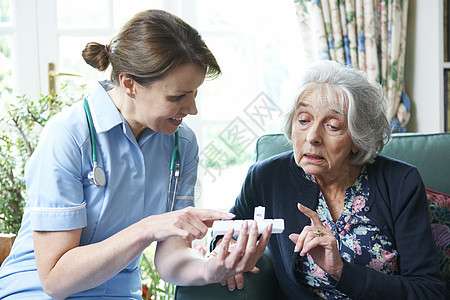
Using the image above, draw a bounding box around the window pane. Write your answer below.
[57,0,108,28]
[0,0,11,23]
[0,35,12,105]
[200,36,258,121]
[197,1,254,30]
[193,0,306,210]
[113,0,164,28]
[58,36,110,97]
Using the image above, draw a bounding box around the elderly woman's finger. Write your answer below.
[300,228,337,255]
[231,221,249,260]
[248,266,260,274]
[257,223,272,251]
[234,273,245,290]
[299,231,323,256]
[297,203,323,227]
[289,233,301,252]
[215,228,234,261]
[225,275,236,291]
[245,222,259,252]
[289,233,304,253]
[290,225,326,253]
[290,227,312,253]
[289,233,300,244]
[245,221,269,259]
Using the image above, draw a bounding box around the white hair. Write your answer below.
[284,60,391,165]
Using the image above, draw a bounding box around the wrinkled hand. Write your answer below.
[144,207,235,243]
[217,243,261,291]
[206,221,272,289]
[210,229,260,291]
[289,203,343,280]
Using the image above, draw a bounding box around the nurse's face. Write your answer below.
[125,63,206,135]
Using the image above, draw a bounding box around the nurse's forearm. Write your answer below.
[154,237,212,286]
[34,207,234,299]
[34,207,232,299]
[34,222,150,299]
[154,223,271,287]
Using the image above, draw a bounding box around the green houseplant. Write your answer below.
[0,85,81,234]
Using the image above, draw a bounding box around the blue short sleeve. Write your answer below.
[26,108,88,231]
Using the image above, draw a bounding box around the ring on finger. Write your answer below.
[313,229,323,237]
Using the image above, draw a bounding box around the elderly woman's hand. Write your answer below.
[206,221,272,290]
[289,203,344,280]
[211,240,258,291]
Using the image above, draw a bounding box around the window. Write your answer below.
[54,0,167,97]
[0,0,12,105]
[190,0,306,210]
[3,0,306,211]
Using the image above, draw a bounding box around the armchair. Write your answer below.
[175,132,450,299]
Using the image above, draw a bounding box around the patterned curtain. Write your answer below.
[294,0,410,132]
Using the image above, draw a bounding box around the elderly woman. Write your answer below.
[222,61,444,299]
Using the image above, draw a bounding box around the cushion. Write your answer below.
[426,188,450,297]
[428,188,450,228]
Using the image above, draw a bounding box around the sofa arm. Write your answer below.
[175,248,285,300]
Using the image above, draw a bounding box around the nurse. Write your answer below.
[0,9,271,299]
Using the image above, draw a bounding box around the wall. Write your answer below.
[405,0,444,132]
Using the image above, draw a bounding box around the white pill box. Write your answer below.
[212,206,284,235]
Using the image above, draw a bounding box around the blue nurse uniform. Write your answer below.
[0,81,198,299]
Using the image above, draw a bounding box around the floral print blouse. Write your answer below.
[294,166,399,299]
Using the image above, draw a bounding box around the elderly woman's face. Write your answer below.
[291,92,358,179]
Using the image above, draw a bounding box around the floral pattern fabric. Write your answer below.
[426,188,450,297]
[294,166,398,299]
[293,0,409,124]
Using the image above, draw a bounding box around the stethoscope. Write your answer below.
[166,130,181,212]
[84,98,107,188]
[83,97,181,212]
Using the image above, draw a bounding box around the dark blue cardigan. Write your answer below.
[230,151,445,300]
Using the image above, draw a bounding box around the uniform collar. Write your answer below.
[87,81,124,134]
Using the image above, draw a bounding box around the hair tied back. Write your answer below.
[82,42,111,72]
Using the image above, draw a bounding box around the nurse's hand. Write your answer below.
[144,207,234,243]
[289,203,343,280]
[204,221,272,288]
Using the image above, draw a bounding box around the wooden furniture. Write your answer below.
[0,233,16,265]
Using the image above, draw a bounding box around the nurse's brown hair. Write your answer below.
[82,9,221,86]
